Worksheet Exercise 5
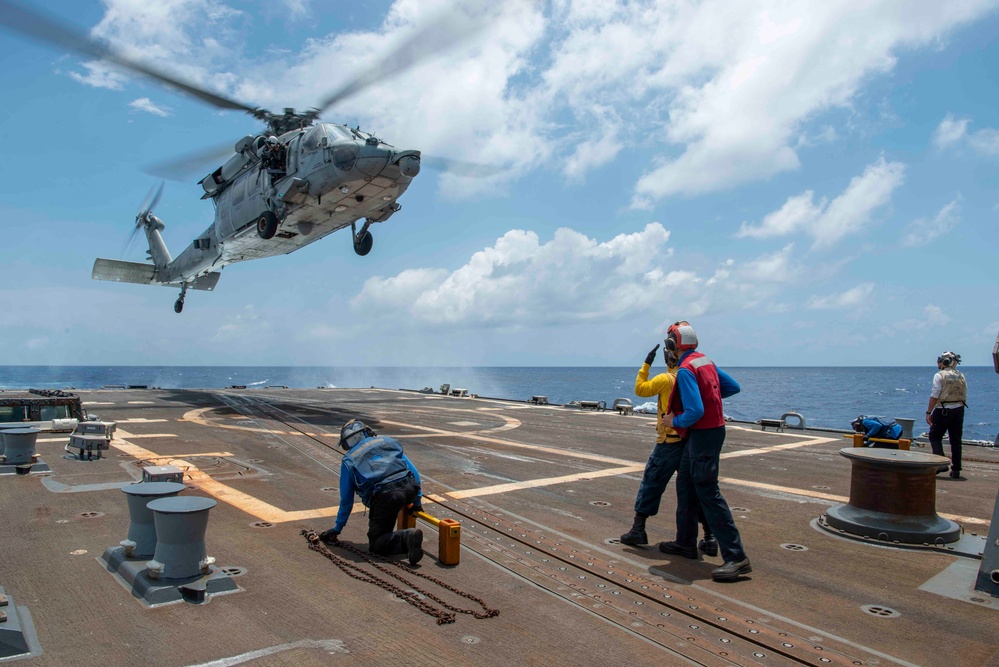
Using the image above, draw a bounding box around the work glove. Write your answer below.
[645,344,660,366]
[318,528,340,543]
[409,503,424,516]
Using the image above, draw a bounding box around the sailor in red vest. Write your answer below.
[659,321,751,581]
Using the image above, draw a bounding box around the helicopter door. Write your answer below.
[285,135,301,175]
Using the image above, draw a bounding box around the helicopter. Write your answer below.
[0,1,488,313]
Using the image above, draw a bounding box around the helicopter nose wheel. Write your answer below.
[174,284,188,314]
[351,221,374,256]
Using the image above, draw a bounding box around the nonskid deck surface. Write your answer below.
[1,387,997,666]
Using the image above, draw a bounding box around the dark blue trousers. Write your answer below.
[675,426,746,562]
[367,474,420,555]
[634,441,712,537]
[928,406,964,473]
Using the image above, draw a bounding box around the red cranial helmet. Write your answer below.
[665,321,698,352]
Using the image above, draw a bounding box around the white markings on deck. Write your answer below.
[82,401,114,405]
[447,465,646,499]
[448,421,480,427]
[173,403,992,528]
[186,639,349,666]
[721,436,838,458]
[126,401,155,405]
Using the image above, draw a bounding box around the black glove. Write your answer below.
[319,529,340,543]
[645,344,660,366]
[409,503,424,516]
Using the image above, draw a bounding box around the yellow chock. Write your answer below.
[438,519,461,566]
[844,434,911,450]
[396,506,462,565]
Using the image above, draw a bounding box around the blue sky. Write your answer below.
[0,0,997,368]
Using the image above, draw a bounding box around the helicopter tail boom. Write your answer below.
[92,259,220,291]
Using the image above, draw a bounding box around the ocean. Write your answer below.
[1,365,997,442]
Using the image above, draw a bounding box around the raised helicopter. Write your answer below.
[0,1,489,313]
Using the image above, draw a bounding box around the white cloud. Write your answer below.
[129,97,172,117]
[353,223,680,325]
[739,243,799,283]
[736,191,822,239]
[811,157,906,248]
[933,114,969,149]
[68,61,127,89]
[74,0,996,204]
[933,114,999,156]
[806,283,875,310]
[923,304,951,326]
[900,198,961,247]
[968,128,999,156]
[737,157,905,247]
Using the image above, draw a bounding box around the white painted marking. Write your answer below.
[126,401,155,405]
[82,401,114,406]
[186,639,348,666]
[448,421,480,427]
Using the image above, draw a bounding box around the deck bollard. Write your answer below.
[822,448,958,544]
[120,482,187,558]
[0,428,40,465]
[397,506,462,565]
[145,496,218,579]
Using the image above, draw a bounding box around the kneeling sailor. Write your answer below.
[320,419,425,565]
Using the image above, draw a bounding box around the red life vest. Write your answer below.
[667,351,726,438]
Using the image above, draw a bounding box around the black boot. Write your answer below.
[620,514,648,545]
[698,535,719,557]
[407,528,424,566]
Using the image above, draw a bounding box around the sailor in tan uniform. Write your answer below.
[925,351,967,479]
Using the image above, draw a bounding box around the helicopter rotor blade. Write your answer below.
[314,5,492,116]
[144,142,240,182]
[0,0,258,114]
[421,155,505,179]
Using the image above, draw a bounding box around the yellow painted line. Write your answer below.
[446,465,645,499]
[112,429,352,524]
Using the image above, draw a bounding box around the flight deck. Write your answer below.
[1,387,997,666]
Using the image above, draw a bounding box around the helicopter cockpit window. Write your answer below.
[301,126,325,154]
[327,125,351,141]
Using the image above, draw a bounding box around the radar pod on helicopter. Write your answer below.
[0,0,498,313]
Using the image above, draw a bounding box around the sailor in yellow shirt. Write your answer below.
[620,343,717,557]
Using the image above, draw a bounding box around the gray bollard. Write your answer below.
[895,417,915,440]
[1,428,40,465]
[0,423,28,455]
[975,489,999,597]
[120,482,187,558]
[145,496,218,580]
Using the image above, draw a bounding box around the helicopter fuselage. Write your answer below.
[155,122,421,284]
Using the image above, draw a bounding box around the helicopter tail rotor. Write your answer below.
[124,182,164,256]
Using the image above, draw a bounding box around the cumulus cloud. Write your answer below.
[69,0,994,203]
[353,223,681,325]
[900,198,961,247]
[128,97,172,117]
[933,114,970,149]
[736,191,821,239]
[806,283,875,310]
[933,114,999,156]
[68,61,127,89]
[736,157,905,247]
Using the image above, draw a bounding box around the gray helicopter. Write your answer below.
[1,1,488,313]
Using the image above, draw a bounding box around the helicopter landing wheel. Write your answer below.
[256,211,278,240]
[174,298,184,314]
[353,230,373,256]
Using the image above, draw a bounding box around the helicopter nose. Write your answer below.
[397,155,421,178]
